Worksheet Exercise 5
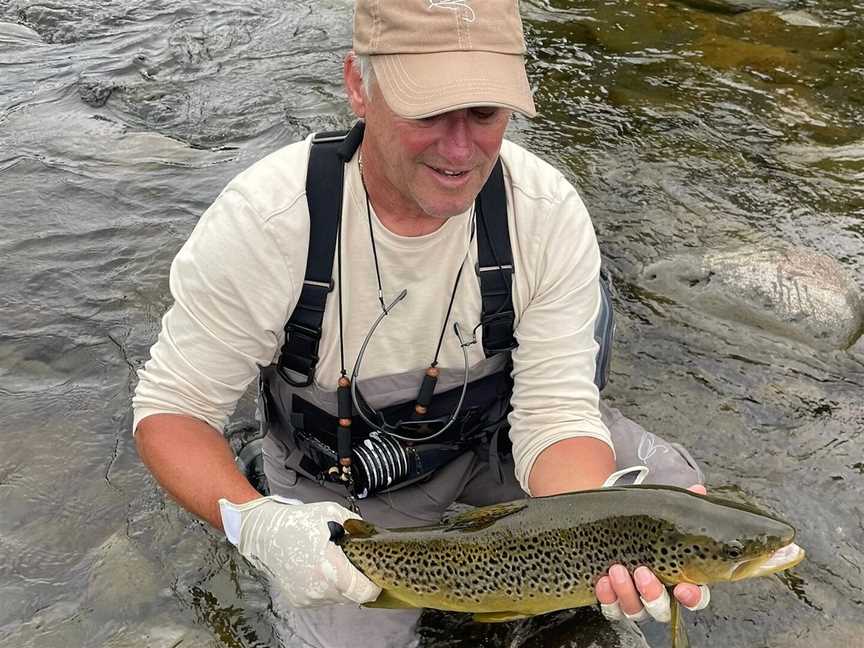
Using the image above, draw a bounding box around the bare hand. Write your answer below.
[595,484,711,622]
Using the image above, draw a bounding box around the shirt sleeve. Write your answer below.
[132,186,304,433]
[507,178,614,493]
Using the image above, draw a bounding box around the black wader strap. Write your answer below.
[475,159,517,356]
[279,124,516,384]
[277,123,365,386]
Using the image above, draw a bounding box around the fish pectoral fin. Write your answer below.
[670,593,690,648]
[363,589,416,610]
[472,611,531,623]
[444,501,528,533]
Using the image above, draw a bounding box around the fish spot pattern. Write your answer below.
[340,513,692,609]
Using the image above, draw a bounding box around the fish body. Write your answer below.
[334,485,804,622]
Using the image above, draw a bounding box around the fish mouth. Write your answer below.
[731,543,805,581]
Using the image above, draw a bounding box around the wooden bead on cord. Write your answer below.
[336,375,352,470]
[414,366,439,415]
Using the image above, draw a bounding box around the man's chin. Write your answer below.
[418,196,478,220]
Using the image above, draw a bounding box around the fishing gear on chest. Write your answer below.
[270,124,524,509]
[326,152,478,503]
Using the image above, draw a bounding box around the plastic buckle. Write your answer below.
[277,363,316,388]
[312,132,349,144]
[482,311,518,354]
[475,262,513,277]
[303,278,334,291]
[286,321,322,340]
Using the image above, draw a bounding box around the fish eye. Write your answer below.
[724,541,744,558]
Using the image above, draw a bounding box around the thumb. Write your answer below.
[325,542,381,603]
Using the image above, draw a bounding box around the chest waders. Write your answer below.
[256,122,616,500]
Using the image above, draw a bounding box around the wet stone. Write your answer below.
[672,0,796,14]
[78,78,119,108]
[642,244,864,350]
[0,20,43,43]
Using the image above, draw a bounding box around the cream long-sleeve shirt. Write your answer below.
[132,135,613,492]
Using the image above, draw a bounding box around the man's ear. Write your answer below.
[344,52,367,119]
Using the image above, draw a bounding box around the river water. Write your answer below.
[1,0,862,646]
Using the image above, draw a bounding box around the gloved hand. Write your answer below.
[218,495,381,607]
[595,468,711,623]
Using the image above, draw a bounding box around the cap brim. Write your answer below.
[370,51,537,119]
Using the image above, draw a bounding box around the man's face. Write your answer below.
[359,85,512,221]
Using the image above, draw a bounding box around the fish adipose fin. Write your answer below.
[444,501,528,533]
[472,611,531,623]
[670,592,690,648]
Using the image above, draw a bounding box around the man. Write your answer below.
[133,2,709,646]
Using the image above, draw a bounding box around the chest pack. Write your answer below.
[263,123,614,499]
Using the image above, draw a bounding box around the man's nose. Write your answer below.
[438,111,473,163]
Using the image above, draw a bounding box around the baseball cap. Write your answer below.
[353,0,537,119]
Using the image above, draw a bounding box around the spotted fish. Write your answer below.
[329,485,804,647]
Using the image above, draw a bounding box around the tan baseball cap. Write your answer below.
[353,0,537,119]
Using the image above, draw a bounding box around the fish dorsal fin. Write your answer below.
[344,518,378,538]
[444,501,528,533]
[670,591,691,648]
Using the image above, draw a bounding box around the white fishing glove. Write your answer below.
[218,495,381,607]
[598,467,711,624]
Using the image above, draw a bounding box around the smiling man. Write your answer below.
[133,1,707,647]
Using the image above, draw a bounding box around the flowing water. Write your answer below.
[1,0,862,646]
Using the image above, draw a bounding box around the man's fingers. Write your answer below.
[596,576,617,604]
[634,567,671,622]
[672,583,702,607]
[609,564,642,615]
[640,587,672,622]
[676,583,711,611]
[680,487,710,612]
[633,566,664,601]
[600,566,710,624]
[596,576,625,621]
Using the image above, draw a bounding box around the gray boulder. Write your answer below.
[0,21,43,44]
[641,245,864,350]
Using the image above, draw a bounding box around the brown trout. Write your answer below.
[329,485,804,647]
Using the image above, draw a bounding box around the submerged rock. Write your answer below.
[85,530,163,618]
[78,78,120,108]
[673,0,794,14]
[4,93,239,170]
[776,10,826,28]
[641,245,864,349]
[0,21,43,44]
